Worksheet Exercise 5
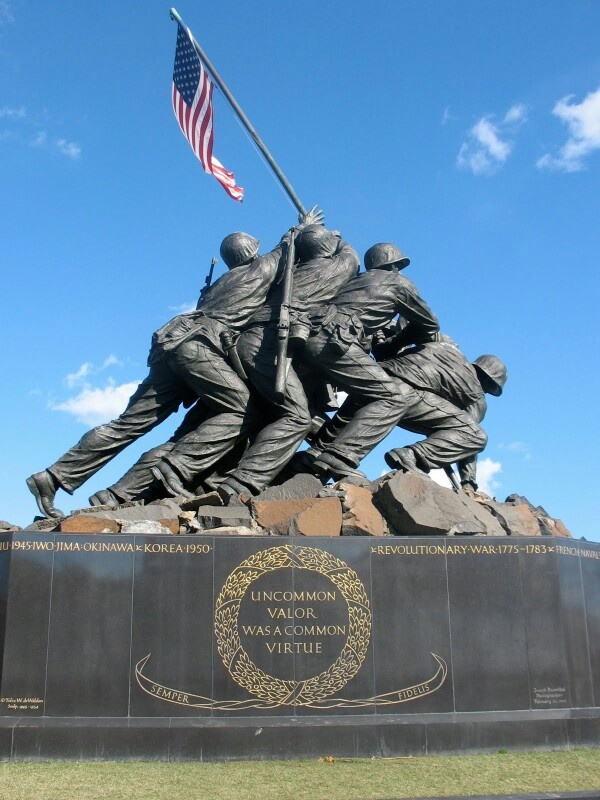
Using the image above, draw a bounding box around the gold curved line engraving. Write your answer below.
[134,652,448,711]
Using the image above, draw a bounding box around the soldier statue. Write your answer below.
[288,243,440,483]
[26,209,322,518]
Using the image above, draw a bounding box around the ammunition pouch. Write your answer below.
[148,311,206,365]
[313,307,363,356]
[288,312,311,346]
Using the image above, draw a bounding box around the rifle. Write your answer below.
[444,464,461,493]
[274,231,297,403]
[198,257,218,304]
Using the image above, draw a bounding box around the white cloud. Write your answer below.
[65,362,92,389]
[536,87,600,172]
[168,302,197,314]
[56,138,81,159]
[31,131,47,147]
[30,131,82,159]
[57,356,133,422]
[0,106,25,119]
[431,458,502,496]
[102,354,121,369]
[441,106,452,125]
[457,103,527,175]
[499,441,532,461]
[476,457,502,496]
[64,355,124,389]
[0,0,13,24]
[503,103,527,124]
[51,380,141,426]
[430,468,453,489]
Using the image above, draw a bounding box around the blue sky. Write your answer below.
[1,0,598,538]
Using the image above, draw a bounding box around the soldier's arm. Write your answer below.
[252,211,328,288]
[328,240,360,294]
[464,395,487,424]
[371,323,408,361]
[247,229,296,289]
[335,240,360,271]
[394,278,440,347]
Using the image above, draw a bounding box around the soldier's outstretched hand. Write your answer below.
[299,205,325,226]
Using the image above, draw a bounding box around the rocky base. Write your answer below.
[13,469,573,539]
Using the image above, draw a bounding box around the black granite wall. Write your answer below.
[1,534,598,722]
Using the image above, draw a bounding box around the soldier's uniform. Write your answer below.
[221,228,359,494]
[378,337,489,484]
[299,262,440,474]
[28,231,293,515]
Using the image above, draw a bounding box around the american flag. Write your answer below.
[172,23,244,202]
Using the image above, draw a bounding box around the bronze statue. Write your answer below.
[27,219,508,519]
[291,243,440,482]
[382,343,507,491]
[310,334,506,492]
[209,224,360,501]
[26,213,321,518]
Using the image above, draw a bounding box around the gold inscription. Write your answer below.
[150,685,190,703]
[396,683,430,701]
[265,641,323,654]
[0,539,212,555]
[214,545,372,705]
[250,590,336,602]
[243,586,344,654]
[370,544,446,556]
[371,542,599,559]
[241,624,345,637]
[2,537,597,559]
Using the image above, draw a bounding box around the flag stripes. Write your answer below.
[172,23,243,201]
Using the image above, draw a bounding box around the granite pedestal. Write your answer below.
[0,533,598,760]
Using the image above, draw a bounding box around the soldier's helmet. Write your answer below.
[364,243,410,271]
[473,355,508,396]
[295,225,340,261]
[220,232,260,269]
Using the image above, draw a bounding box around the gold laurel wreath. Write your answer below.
[214,545,372,705]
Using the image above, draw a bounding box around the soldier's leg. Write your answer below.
[386,391,487,471]
[282,396,362,477]
[158,337,261,487]
[92,402,211,504]
[220,325,312,494]
[302,335,409,470]
[47,364,184,493]
[309,397,362,452]
[27,363,185,517]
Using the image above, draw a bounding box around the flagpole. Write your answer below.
[169,7,307,216]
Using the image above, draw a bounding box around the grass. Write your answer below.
[1,749,599,799]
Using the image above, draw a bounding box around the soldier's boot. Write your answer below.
[282,448,321,478]
[151,463,194,499]
[216,476,252,507]
[384,446,418,473]
[310,452,366,483]
[88,489,121,508]
[26,470,64,519]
